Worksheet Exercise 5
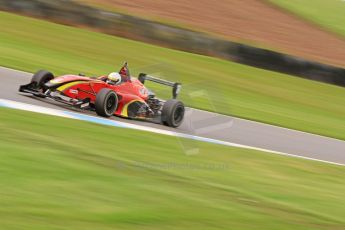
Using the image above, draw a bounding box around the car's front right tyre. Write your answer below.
[31,70,54,90]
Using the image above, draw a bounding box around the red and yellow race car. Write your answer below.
[19,63,184,127]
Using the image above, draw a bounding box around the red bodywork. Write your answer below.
[50,74,150,117]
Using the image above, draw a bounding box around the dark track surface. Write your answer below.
[1,67,344,165]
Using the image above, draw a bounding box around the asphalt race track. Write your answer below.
[1,66,344,165]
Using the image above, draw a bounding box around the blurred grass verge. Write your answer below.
[0,11,344,140]
[0,107,344,229]
[269,0,345,37]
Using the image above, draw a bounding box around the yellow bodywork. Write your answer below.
[121,99,143,117]
[57,81,88,92]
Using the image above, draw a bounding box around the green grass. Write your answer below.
[0,11,345,140]
[0,107,344,229]
[269,0,345,37]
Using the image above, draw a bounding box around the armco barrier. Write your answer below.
[0,0,344,86]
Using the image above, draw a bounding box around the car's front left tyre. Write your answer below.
[95,88,118,117]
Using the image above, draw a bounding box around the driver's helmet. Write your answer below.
[107,72,122,85]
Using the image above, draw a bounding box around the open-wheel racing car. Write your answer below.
[19,63,185,127]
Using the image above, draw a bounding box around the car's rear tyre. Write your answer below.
[161,99,185,127]
[95,88,118,117]
[31,70,54,90]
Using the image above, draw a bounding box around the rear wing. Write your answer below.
[138,73,181,99]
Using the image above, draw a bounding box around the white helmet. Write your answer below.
[107,72,121,85]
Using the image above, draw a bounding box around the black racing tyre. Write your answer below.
[161,99,185,127]
[31,70,54,89]
[95,88,118,117]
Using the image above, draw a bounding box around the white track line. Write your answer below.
[0,99,343,167]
